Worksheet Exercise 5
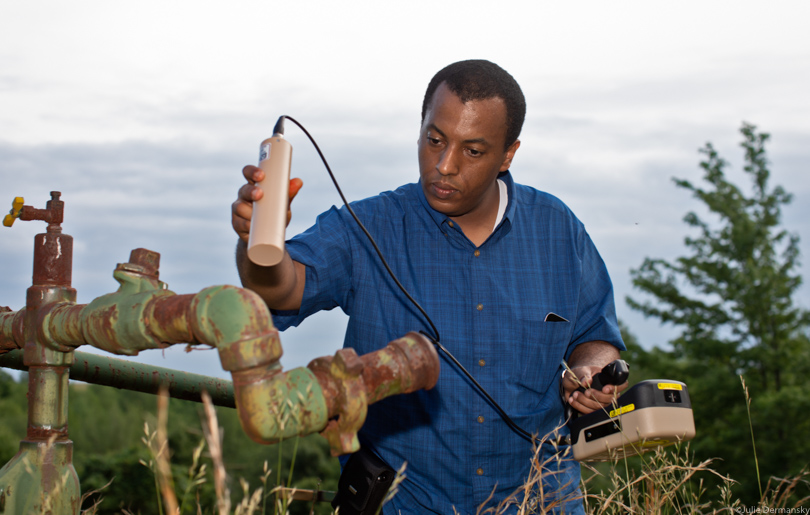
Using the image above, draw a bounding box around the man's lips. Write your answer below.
[430,182,459,200]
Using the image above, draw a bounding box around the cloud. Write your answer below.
[2,0,810,383]
[4,108,809,381]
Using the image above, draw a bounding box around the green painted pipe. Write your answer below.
[0,349,236,409]
[3,253,439,459]
[0,441,81,514]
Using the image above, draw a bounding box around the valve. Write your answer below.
[2,192,65,229]
[3,197,24,227]
[5,191,74,290]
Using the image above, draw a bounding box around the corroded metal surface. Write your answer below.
[36,267,283,366]
[0,349,237,409]
[232,364,328,444]
[190,285,282,371]
[226,332,440,456]
[0,191,81,514]
[0,441,80,514]
[32,231,73,288]
[311,348,368,455]
[69,350,237,408]
[74,266,174,355]
[24,288,75,441]
[360,332,440,404]
[0,308,24,353]
[38,302,85,352]
[19,191,64,226]
[27,192,72,288]
[303,332,440,456]
[25,365,70,440]
[127,248,161,279]
[148,293,197,343]
[2,189,444,513]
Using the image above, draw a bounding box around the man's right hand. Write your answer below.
[233,165,307,311]
[231,164,304,242]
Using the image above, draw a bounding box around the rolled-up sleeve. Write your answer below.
[271,206,354,330]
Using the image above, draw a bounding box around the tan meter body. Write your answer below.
[248,134,293,266]
[569,379,696,461]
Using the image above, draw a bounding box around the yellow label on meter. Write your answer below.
[609,404,635,418]
[657,383,683,391]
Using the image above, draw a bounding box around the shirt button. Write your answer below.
[474,249,480,257]
[476,468,484,476]
[476,303,483,311]
[448,221,454,228]
[477,416,484,423]
[479,359,485,367]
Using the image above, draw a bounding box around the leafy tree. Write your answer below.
[627,123,810,502]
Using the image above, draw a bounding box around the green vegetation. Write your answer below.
[0,369,339,514]
[627,123,810,504]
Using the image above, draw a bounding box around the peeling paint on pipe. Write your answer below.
[0,349,236,409]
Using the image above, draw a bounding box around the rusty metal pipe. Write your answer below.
[42,281,439,455]
[187,285,282,371]
[3,244,441,457]
[0,308,25,353]
[36,280,283,366]
[306,332,439,455]
[229,332,439,456]
[0,192,80,515]
[359,332,440,405]
[0,348,237,409]
[310,332,439,417]
[229,363,329,445]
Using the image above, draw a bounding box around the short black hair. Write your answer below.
[421,60,526,150]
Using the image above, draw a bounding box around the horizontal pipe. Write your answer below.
[0,349,236,409]
[4,272,441,455]
[0,308,25,352]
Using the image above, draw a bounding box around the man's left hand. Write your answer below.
[562,365,628,415]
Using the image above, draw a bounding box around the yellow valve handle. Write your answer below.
[3,197,24,227]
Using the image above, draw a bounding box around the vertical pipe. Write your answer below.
[24,219,76,441]
[11,191,81,514]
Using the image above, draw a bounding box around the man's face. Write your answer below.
[418,82,519,221]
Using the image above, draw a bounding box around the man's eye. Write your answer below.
[427,137,441,145]
[468,148,482,157]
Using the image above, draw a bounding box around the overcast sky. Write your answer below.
[1,1,808,381]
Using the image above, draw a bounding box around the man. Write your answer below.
[232,60,626,514]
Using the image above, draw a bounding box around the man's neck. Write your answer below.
[450,180,503,247]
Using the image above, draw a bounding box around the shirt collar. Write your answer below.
[499,171,517,224]
[416,170,516,230]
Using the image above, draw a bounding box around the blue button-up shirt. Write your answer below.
[272,171,624,514]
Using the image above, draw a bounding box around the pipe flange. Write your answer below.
[319,348,368,456]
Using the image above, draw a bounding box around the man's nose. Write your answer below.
[436,147,460,176]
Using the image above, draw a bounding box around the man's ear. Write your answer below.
[499,139,521,172]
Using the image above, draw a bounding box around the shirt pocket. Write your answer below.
[511,319,573,396]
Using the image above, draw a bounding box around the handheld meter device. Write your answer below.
[568,378,696,461]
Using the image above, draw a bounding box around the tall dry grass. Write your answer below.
[80,377,808,514]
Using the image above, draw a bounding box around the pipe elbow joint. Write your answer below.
[228,333,440,457]
[231,365,329,445]
[190,285,282,372]
[310,332,440,456]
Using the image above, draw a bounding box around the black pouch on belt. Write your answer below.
[331,446,395,515]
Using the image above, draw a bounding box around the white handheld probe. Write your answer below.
[247,117,293,266]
